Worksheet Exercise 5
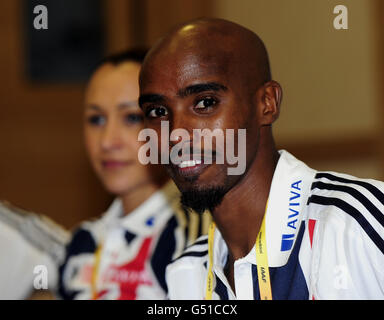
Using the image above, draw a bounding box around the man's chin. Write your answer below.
[180,186,228,215]
[168,163,226,189]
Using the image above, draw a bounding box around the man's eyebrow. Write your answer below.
[177,82,228,98]
[138,94,166,108]
[138,82,227,107]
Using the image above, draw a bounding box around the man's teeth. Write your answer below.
[178,160,202,168]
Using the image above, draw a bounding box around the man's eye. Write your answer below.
[195,97,217,110]
[87,115,105,126]
[146,106,168,118]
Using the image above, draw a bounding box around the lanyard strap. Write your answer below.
[205,222,216,300]
[91,244,103,300]
[255,214,272,300]
[205,202,272,300]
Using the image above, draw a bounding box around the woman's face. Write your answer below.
[84,61,153,195]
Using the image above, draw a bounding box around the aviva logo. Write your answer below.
[281,180,301,251]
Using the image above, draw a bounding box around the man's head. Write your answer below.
[139,18,282,213]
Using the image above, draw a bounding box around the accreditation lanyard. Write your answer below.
[91,244,103,300]
[205,202,272,300]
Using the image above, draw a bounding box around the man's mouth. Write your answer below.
[171,158,213,179]
[178,159,202,168]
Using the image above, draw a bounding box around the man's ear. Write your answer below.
[259,80,282,126]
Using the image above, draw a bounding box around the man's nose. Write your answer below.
[168,114,193,148]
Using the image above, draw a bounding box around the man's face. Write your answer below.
[139,48,261,198]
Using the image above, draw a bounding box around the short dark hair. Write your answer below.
[98,47,149,67]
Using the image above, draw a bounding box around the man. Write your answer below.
[139,18,384,299]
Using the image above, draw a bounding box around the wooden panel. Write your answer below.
[103,0,132,54]
[280,135,377,163]
[0,1,112,229]
[279,134,382,179]
[374,0,384,179]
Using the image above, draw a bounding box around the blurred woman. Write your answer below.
[58,49,210,299]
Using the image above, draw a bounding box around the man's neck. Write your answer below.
[212,137,279,262]
[211,134,279,293]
